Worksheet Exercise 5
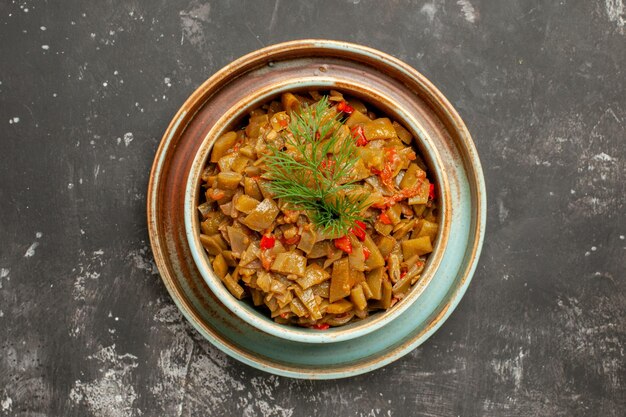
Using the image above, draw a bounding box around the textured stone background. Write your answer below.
[1,0,624,416]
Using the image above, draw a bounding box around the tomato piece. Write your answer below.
[362,246,371,260]
[351,125,368,146]
[333,236,353,254]
[378,212,392,225]
[351,226,365,242]
[351,220,367,241]
[319,158,336,176]
[337,101,354,115]
[429,183,436,200]
[313,323,330,330]
[260,234,276,249]
[208,189,225,201]
[377,148,399,188]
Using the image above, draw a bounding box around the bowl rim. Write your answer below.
[182,49,452,343]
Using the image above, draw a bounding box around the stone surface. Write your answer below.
[0,0,624,416]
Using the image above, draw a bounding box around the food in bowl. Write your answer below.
[196,90,439,328]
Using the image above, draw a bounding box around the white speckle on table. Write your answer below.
[164,77,171,87]
[591,246,597,251]
[620,235,624,240]
[72,254,102,301]
[24,241,40,258]
[1,396,13,412]
[70,250,105,337]
[41,44,49,50]
[556,296,623,389]
[0,310,4,318]
[102,81,108,87]
[69,345,139,417]
[127,246,159,275]
[90,32,96,39]
[123,132,133,147]
[94,164,100,179]
[420,2,437,21]
[491,348,526,390]
[457,0,478,23]
[179,2,211,47]
[243,401,294,417]
[605,0,625,33]
[570,189,575,194]
[68,182,74,189]
[585,251,591,256]
[9,117,20,124]
[36,232,42,238]
[593,152,616,162]
[0,268,9,287]
[497,197,509,223]
[40,26,46,31]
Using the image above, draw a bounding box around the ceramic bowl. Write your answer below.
[183,43,452,343]
[148,40,485,377]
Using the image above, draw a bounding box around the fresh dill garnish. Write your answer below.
[265,96,368,237]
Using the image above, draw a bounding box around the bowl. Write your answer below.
[183,42,452,343]
[148,39,485,377]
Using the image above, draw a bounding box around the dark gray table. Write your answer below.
[1,1,624,416]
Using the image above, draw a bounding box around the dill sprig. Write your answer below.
[265,96,368,237]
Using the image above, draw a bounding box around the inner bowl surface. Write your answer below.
[185,78,451,343]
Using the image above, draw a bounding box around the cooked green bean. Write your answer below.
[197,91,439,327]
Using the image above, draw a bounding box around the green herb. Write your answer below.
[265,96,367,237]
